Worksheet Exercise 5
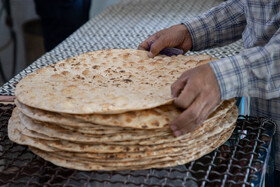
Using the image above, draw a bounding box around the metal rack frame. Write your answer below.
[0,104,275,186]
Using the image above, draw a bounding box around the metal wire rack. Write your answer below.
[0,104,275,187]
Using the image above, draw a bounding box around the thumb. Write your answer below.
[149,36,167,57]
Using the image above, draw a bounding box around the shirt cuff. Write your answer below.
[210,56,248,100]
[183,16,216,51]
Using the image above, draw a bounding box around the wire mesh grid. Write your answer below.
[0,104,275,187]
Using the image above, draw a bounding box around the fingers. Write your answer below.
[174,79,199,109]
[171,71,198,108]
[171,73,188,98]
[138,24,193,58]
[170,94,207,136]
[138,35,169,58]
[149,35,168,57]
[137,34,158,51]
[138,39,150,51]
[169,64,221,137]
[138,34,163,57]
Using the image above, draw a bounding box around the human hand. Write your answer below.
[170,64,221,136]
[138,24,193,57]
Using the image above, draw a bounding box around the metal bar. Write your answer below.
[183,161,194,186]
[221,120,245,186]
[243,123,263,185]
[201,151,218,186]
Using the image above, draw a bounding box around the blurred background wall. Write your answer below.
[0,0,120,85]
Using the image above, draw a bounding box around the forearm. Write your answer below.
[210,28,280,100]
[184,0,246,51]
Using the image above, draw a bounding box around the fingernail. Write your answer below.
[170,125,177,131]
[148,51,154,58]
[174,131,182,137]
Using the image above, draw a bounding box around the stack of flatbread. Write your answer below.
[8,49,238,171]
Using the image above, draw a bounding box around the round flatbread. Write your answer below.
[18,111,171,143]
[15,49,217,114]
[16,98,235,129]
[9,106,237,154]
[29,126,234,171]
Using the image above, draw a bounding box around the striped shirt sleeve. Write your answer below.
[210,27,280,100]
[183,0,246,51]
